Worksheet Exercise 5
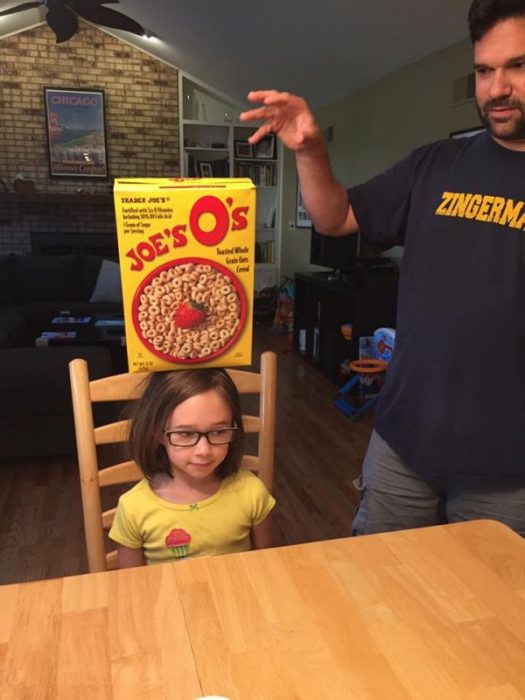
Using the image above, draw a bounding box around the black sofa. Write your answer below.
[0,345,113,458]
[0,254,124,459]
[0,253,122,348]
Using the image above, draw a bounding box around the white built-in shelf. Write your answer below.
[234,158,278,164]
[185,147,229,152]
[180,73,282,290]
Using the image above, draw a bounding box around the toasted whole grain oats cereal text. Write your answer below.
[136,261,242,360]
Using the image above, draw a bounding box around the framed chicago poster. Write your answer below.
[44,87,108,178]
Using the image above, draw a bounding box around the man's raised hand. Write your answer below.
[240,90,322,152]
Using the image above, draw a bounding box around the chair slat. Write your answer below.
[242,415,259,433]
[98,460,142,487]
[240,455,259,472]
[102,507,117,529]
[90,372,151,402]
[226,368,261,394]
[95,420,130,445]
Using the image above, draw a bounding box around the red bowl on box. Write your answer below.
[132,257,247,364]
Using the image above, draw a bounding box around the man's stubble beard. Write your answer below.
[476,98,525,141]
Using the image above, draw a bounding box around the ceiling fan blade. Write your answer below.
[69,0,119,10]
[46,6,78,42]
[0,2,42,18]
[75,5,145,36]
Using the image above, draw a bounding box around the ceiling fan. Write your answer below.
[0,0,146,43]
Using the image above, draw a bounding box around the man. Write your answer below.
[241,0,525,535]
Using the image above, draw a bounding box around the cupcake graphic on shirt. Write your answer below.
[166,528,191,558]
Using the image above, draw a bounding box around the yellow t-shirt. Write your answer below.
[109,470,275,564]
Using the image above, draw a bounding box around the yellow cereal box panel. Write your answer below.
[114,177,255,372]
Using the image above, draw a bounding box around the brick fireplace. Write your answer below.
[0,21,181,256]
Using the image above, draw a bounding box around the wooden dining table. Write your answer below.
[1,519,525,699]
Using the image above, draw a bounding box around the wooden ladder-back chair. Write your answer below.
[69,351,277,573]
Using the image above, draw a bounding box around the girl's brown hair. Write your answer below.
[128,368,244,480]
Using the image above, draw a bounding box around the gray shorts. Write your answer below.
[352,430,525,536]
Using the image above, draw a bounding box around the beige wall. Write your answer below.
[280,37,481,278]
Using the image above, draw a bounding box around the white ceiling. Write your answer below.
[0,0,474,109]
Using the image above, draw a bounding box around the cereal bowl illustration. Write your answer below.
[132,257,247,363]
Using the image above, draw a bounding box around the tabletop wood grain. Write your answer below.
[1,519,525,699]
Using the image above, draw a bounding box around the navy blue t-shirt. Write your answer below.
[348,132,525,479]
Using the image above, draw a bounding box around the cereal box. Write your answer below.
[113,178,255,372]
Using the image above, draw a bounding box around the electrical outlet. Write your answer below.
[288,220,296,231]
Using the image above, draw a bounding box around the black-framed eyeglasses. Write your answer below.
[164,426,239,447]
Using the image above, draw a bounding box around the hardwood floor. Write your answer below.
[0,325,373,584]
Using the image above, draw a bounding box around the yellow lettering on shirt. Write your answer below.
[476,195,494,222]
[435,192,454,216]
[500,199,523,228]
[487,197,506,223]
[516,211,525,229]
[435,192,525,231]
[450,192,473,217]
[465,194,482,219]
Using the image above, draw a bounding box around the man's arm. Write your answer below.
[240,90,359,236]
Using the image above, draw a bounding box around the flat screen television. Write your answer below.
[310,225,388,273]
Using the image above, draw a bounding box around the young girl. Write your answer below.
[109,368,275,568]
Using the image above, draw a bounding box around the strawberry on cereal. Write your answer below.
[174,300,206,329]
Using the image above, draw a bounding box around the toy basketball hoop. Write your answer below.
[349,359,387,386]
[334,358,388,419]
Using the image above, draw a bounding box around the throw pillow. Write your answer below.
[89,259,123,303]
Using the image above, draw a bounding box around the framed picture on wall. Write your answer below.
[234,140,254,158]
[198,161,213,177]
[254,134,276,159]
[296,183,312,228]
[44,87,108,179]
